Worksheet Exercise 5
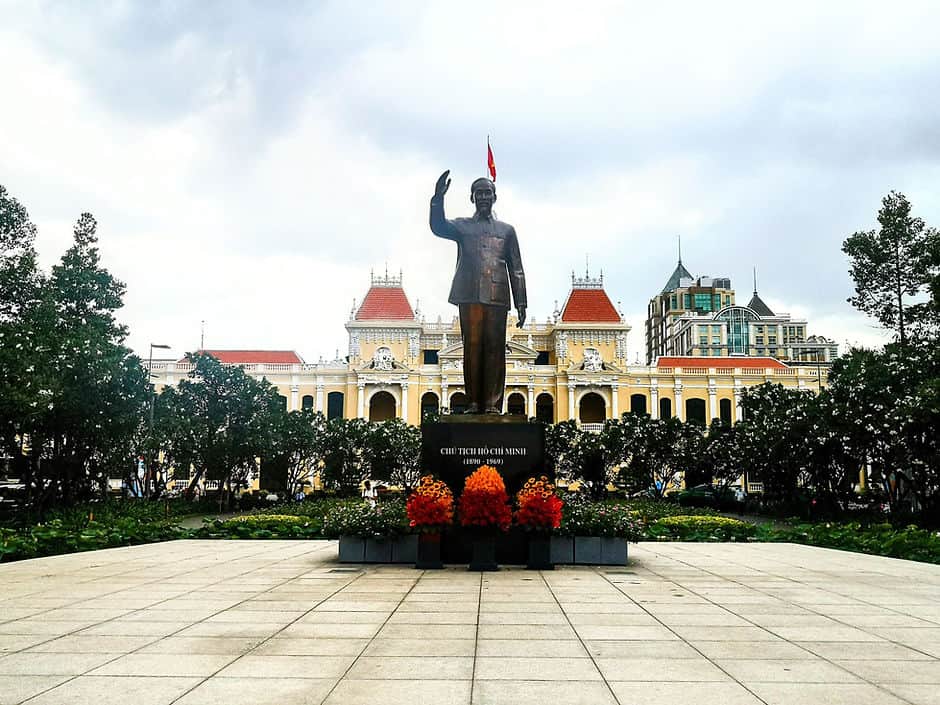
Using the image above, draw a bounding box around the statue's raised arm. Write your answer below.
[429,169,458,241]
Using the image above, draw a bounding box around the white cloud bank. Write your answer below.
[4,2,939,362]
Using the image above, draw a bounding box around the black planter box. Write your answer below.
[338,536,365,562]
[339,535,417,564]
[550,536,575,564]
[469,532,499,571]
[526,534,554,570]
[416,533,443,569]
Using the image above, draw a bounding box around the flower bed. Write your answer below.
[648,515,756,541]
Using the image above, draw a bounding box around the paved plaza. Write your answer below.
[1,540,939,705]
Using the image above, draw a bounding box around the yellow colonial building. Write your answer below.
[147,269,828,429]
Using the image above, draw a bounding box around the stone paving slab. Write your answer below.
[1,540,939,704]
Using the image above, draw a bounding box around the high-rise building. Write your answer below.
[646,259,838,364]
[645,257,735,363]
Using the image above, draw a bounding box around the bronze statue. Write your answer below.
[430,170,527,414]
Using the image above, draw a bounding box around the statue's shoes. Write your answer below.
[466,404,481,414]
[484,407,501,414]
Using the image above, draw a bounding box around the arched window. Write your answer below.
[277,394,288,410]
[507,392,526,416]
[716,306,760,355]
[301,394,314,410]
[535,393,554,424]
[579,392,606,423]
[369,391,396,422]
[659,397,672,419]
[449,392,469,415]
[327,391,344,420]
[630,394,647,416]
[421,392,439,419]
[686,398,707,426]
[719,398,732,424]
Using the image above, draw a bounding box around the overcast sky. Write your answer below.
[3,1,938,363]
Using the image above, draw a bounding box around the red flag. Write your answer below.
[487,138,496,182]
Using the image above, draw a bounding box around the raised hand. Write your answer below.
[434,170,451,199]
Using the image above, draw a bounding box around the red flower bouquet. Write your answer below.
[515,476,563,532]
[406,476,454,532]
[457,465,512,532]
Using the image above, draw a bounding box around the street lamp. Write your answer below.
[147,343,171,497]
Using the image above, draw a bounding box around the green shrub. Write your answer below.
[322,498,409,538]
[0,517,187,562]
[192,514,324,540]
[647,515,756,541]
[559,495,642,539]
[758,522,940,564]
[620,498,719,523]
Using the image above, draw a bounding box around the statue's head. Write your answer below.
[470,177,496,216]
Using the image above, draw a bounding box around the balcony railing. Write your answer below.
[580,422,605,433]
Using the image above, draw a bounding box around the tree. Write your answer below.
[1,206,150,512]
[697,420,742,492]
[737,382,815,507]
[547,419,629,499]
[155,352,282,505]
[364,418,422,491]
[319,417,371,495]
[826,344,939,519]
[0,185,44,490]
[266,409,326,496]
[618,415,696,499]
[843,191,937,346]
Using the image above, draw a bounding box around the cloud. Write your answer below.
[2,2,938,364]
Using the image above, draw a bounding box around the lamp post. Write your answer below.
[147,343,171,497]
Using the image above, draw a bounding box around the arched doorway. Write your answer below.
[579,392,606,423]
[535,393,554,424]
[719,398,732,424]
[301,394,314,410]
[685,398,707,426]
[507,392,526,416]
[421,392,439,419]
[630,393,647,416]
[659,397,672,419]
[449,392,469,415]
[369,391,396,422]
[327,391,344,419]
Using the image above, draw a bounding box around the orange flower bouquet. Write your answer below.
[515,476,563,533]
[457,465,512,532]
[406,476,454,533]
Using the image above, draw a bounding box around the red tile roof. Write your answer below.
[561,288,621,323]
[356,286,415,320]
[657,356,789,370]
[183,350,303,365]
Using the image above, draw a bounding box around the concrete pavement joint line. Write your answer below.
[596,563,773,705]
[316,567,424,705]
[0,541,305,658]
[539,569,621,705]
[667,540,937,620]
[656,543,940,660]
[0,542,241,623]
[469,569,483,704]
[16,540,339,705]
[631,545,923,705]
[162,542,364,705]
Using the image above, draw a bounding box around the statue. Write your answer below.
[430,170,527,414]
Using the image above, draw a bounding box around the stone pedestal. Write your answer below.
[421,416,547,564]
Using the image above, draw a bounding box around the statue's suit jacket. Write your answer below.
[429,196,527,309]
